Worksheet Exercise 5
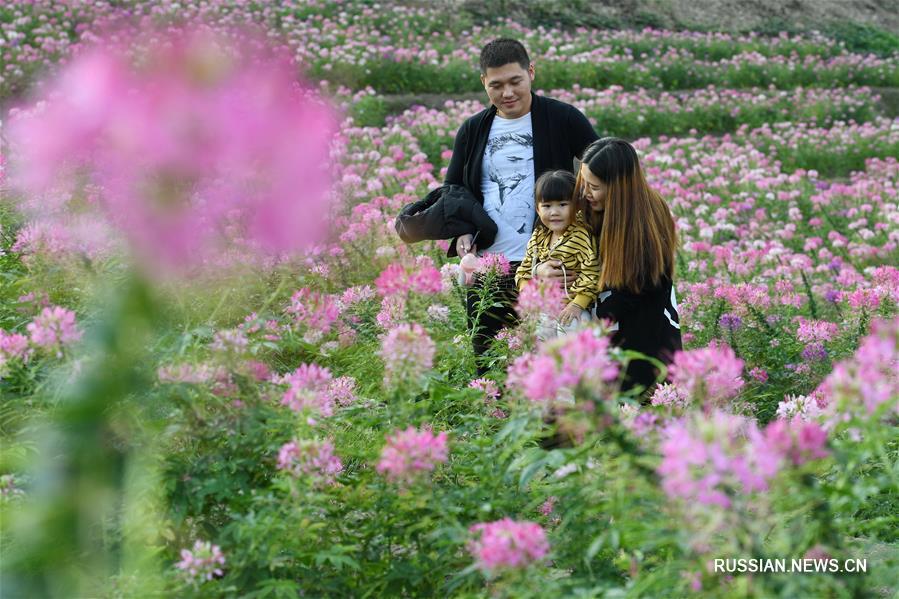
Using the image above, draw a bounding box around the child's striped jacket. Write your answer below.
[515,217,600,309]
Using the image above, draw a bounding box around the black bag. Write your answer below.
[394,184,497,253]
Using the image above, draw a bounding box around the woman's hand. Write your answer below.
[534,259,565,282]
[559,303,583,326]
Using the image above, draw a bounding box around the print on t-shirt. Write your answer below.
[480,112,534,261]
[484,132,534,234]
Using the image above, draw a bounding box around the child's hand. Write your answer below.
[559,303,583,326]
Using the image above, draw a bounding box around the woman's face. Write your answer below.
[579,164,608,213]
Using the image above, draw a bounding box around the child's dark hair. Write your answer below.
[479,38,530,73]
[534,170,576,231]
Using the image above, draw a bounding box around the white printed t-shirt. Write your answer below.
[479,112,534,262]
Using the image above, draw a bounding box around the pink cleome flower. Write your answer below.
[669,341,744,406]
[376,426,449,483]
[26,306,82,356]
[467,518,549,574]
[276,438,343,485]
[175,540,226,584]
[379,323,435,388]
[516,278,567,319]
[506,328,619,404]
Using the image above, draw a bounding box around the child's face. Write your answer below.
[538,198,574,234]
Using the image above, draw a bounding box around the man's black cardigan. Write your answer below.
[444,92,598,206]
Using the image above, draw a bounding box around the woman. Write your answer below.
[535,138,682,395]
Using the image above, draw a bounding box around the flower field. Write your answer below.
[1,1,897,597]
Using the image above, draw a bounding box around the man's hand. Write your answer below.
[456,233,476,256]
[534,259,565,282]
[558,302,584,326]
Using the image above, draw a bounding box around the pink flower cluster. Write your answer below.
[478,253,512,276]
[374,256,444,297]
[376,426,449,484]
[25,306,82,358]
[669,342,744,407]
[379,323,435,388]
[469,378,500,401]
[467,518,549,575]
[506,329,619,404]
[210,328,249,356]
[280,364,356,417]
[795,317,840,343]
[658,410,829,509]
[650,382,691,410]
[816,316,899,418]
[0,330,31,375]
[276,438,343,485]
[175,540,226,584]
[516,278,567,318]
[286,288,341,344]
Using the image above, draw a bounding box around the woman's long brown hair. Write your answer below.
[579,138,677,294]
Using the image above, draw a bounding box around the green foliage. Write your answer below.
[824,22,899,58]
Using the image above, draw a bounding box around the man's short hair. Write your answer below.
[479,38,530,73]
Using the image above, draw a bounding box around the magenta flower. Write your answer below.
[467,518,549,575]
[817,316,898,417]
[650,383,690,410]
[286,288,341,344]
[669,342,744,406]
[328,376,358,407]
[795,318,839,343]
[175,540,225,584]
[276,438,343,485]
[478,253,512,276]
[468,378,500,402]
[516,278,567,319]
[658,410,829,510]
[376,426,449,484]
[375,257,444,297]
[26,306,82,357]
[280,363,337,417]
[375,296,407,330]
[0,330,32,374]
[9,29,337,276]
[379,323,435,389]
[506,329,619,404]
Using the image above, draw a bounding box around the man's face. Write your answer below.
[481,62,535,119]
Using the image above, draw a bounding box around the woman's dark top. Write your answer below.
[593,276,682,393]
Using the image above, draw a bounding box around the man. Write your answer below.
[445,38,598,374]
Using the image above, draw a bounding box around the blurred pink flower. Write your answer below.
[175,540,225,584]
[817,316,899,417]
[469,378,500,402]
[506,329,618,404]
[26,306,82,356]
[281,363,337,417]
[276,438,343,484]
[8,29,337,276]
[467,518,549,574]
[669,342,744,406]
[286,288,341,341]
[376,426,448,483]
[375,257,443,297]
[379,323,435,388]
[650,383,690,409]
[516,278,567,319]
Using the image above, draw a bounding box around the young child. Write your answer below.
[515,170,600,337]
